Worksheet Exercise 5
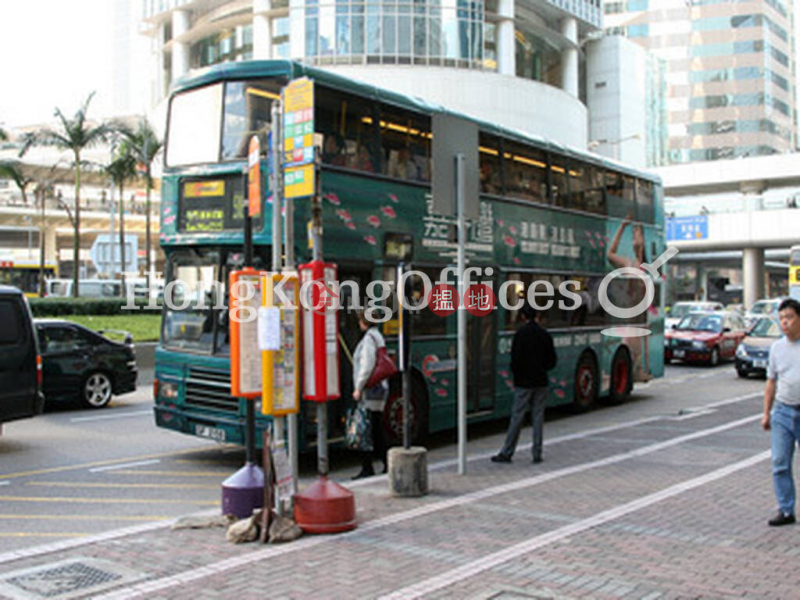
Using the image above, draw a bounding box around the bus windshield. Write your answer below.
[166,80,281,167]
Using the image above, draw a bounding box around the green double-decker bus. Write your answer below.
[154,60,666,449]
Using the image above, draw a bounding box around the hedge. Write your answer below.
[29,297,158,317]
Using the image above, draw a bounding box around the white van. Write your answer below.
[44,279,122,298]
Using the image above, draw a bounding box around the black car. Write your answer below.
[0,286,43,425]
[735,317,781,379]
[35,320,138,408]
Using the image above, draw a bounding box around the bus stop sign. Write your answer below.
[431,114,479,221]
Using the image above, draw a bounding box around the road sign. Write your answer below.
[248,136,261,217]
[282,78,315,199]
[431,114,479,220]
[666,216,708,241]
[89,234,138,273]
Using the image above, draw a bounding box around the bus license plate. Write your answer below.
[195,424,226,442]
[754,359,768,369]
[673,350,685,358]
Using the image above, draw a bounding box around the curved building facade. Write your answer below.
[141,0,603,147]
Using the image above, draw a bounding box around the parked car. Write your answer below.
[44,279,123,299]
[735,317,782,379]
[665,310,748,366]
[665,301,724,330]
[744,298,785,329]
[0,286,43,426]
[35,320,137,408]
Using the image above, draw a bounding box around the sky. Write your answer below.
[0,0,115,129]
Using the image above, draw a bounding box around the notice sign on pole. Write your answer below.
[230,268,265,398]
[282,78,315,199]
[431,114,479,220]
[261,272,300,416]
[248,136,261,217]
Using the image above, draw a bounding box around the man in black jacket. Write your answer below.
[492,303,557,464]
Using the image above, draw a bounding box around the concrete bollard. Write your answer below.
[387,446,428,497]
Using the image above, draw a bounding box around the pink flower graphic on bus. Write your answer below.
[509,226,517,235]
[435,388,447,397]
[554,389,566,399]
[323,193,341,206]
[387,193,399,203]
[335,208,352,221]
[367,215,381,228]
[380,206,397,219]
[345,221,356,230]
[363,235,377,246]
[503,235,517,248]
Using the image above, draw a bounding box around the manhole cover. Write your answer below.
[0,558,145,600]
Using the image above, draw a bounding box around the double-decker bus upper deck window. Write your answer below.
[479,134,503,196]
[221,80,281,161]
[606,170,635,218]
[570,162,605,215]
[636,179,654,223]
[504,141,547,204]
[166,83,224,167]
[379,106,431,182]
[791,248,800,265]
[317,88,379,173]
[550,155,569,208]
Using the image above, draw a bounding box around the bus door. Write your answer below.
[466,273,497,414]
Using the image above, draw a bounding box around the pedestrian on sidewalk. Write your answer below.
[492,303,557,464]
[762,297,800,526]
[351,310,389,479]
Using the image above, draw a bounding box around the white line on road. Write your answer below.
[71,410,152,423]
[89,460,161,473]
[378,449,771,600]
[94,412,761,600]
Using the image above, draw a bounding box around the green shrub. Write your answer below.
[29,297,155,317]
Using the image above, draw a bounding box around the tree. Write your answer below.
[0,127,8,141]
[0,160,34,205]
[20,93,113,297]
[105,144,136,297]
[122,118,162,289]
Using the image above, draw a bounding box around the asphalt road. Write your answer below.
[0,361,766,554]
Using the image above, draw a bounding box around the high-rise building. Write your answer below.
[137,0,606,149]
[604,0,795,163]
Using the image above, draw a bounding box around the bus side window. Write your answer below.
[567,163,586,211]
[606,170,635,218]
[504,141,547,204]
[584,166,606,215]
[479,133,502,195]
[378,106,430,182]
[636,179,654,223]
[503,273,533,331]
[550,155,569,208]
[316,88,376,172]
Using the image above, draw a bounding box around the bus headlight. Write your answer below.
[160,381,179,399]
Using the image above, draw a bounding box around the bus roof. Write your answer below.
[170,60,661,185]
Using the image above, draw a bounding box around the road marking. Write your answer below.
[28,482,219,490]
[70,410,152,423]
[94,413,762,600]
[0,445,228,480]
[378,450,770,600]
[89,460,161,473]
[0,515,170,521]
[100,470,228,477]
[0,391,763,570]
[0,533,89,538]
[0,496,219,506]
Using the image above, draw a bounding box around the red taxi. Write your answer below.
[665,311,748,366]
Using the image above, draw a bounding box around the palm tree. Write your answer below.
[122,118,162,289]
[0,127,8,141]
[105,144,137,297]
[0,160,34,205]
[20,93,113,297]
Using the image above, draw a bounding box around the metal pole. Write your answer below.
[270,102,286,511]
[311,148,328,476]
[456,153,467,476]
[398,262,410,450]
[245,398,256,464]
[243,169,255,465]
[284,193,299,483]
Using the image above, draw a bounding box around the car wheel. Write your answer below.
[83,372,113,408]
[607,347,632,405]
[709,346,720,367]
[572,352,598,412]
[736,367,748,379]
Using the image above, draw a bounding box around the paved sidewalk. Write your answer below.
[0,394,795,600]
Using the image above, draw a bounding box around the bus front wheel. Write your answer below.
[382,374,429,447]
[572,352,598,412]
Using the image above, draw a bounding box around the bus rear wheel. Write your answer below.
[608,347,632,405]
[572,352,598,412]
[382,375,428,447]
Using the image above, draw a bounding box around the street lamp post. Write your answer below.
[587,134,641,162]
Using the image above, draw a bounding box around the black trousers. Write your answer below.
[362,410,386,472]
